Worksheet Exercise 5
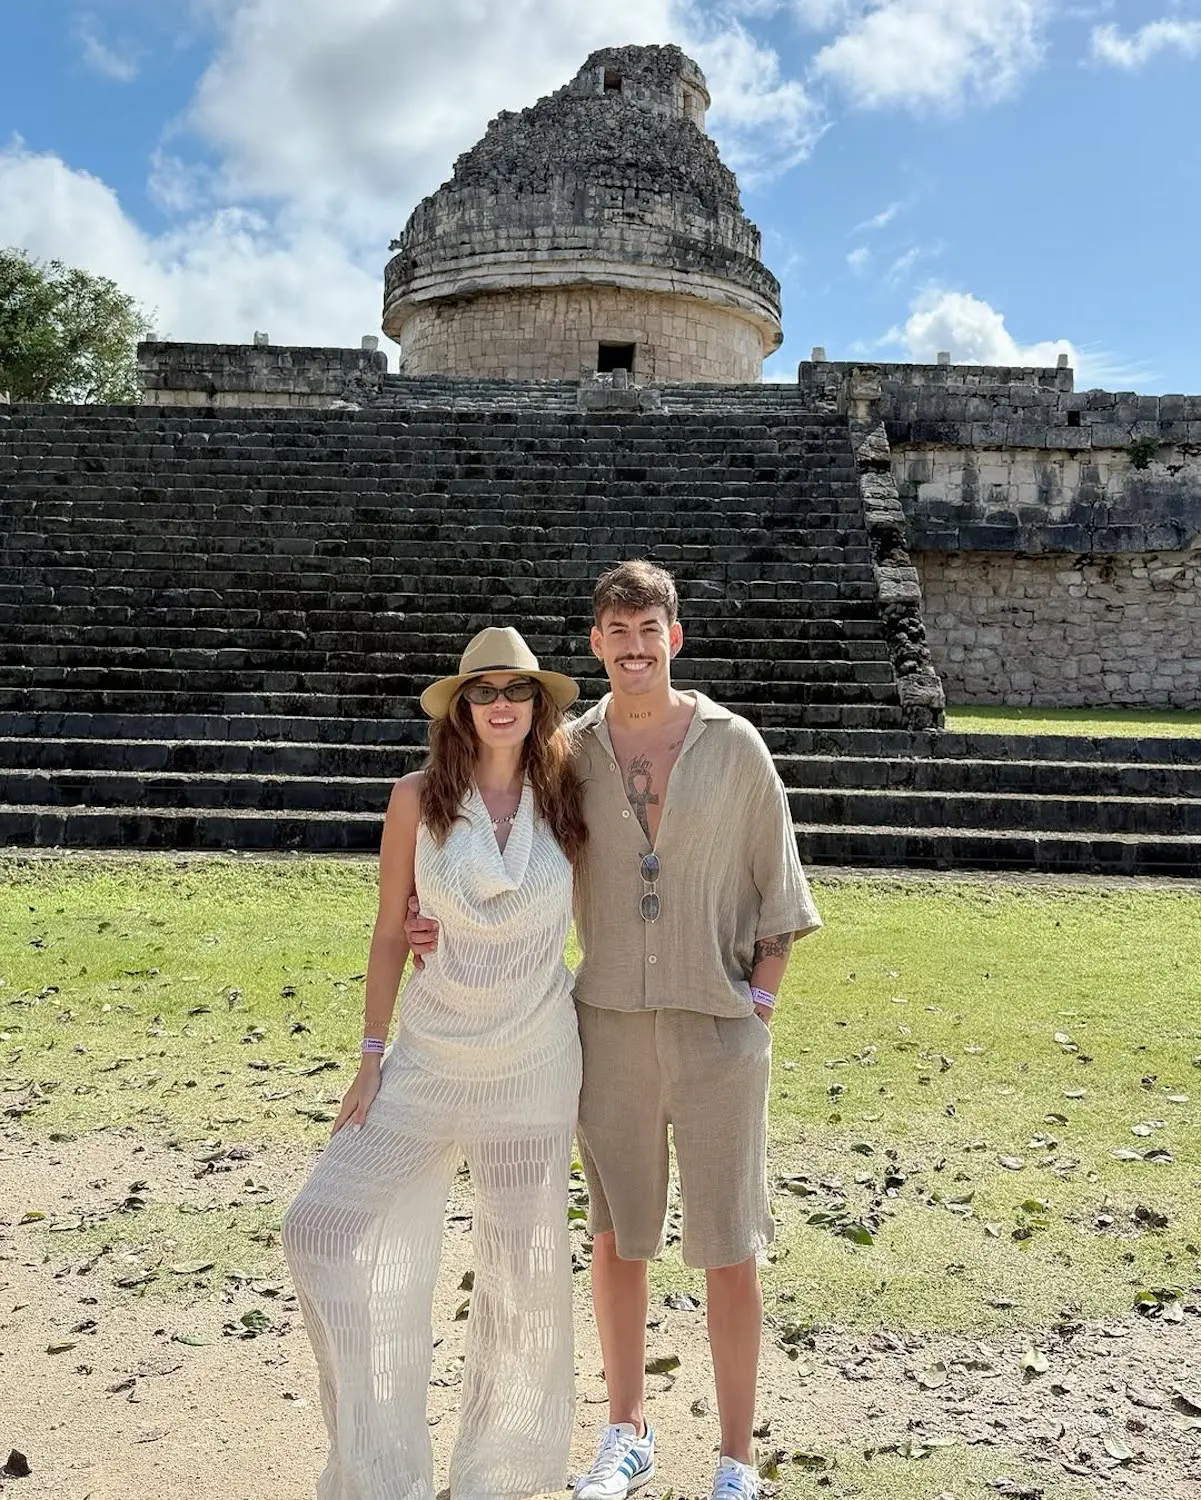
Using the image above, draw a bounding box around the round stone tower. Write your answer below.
[383,44,782,383]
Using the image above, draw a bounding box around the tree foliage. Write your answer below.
[0,247,153,404]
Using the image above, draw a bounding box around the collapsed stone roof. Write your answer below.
[444,45,742,218]
[384,44,780,336]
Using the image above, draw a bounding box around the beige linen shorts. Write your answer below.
[575,1003,774,1270]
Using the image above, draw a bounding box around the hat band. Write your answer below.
[462,662,536,676]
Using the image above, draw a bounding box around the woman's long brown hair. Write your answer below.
[419,686,588,862]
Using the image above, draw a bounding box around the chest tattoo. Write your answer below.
[624,752,659,841]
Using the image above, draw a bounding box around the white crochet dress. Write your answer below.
[283,783,581,1500]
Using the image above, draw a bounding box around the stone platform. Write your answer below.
[1,387,1199,874]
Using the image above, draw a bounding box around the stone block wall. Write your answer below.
[834,357,1201,709]
[397,286,765,382]
[919,551,1201,707]
[137,343,388,408]
[899,443,1201,553]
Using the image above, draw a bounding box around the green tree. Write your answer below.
[0,247,153,403]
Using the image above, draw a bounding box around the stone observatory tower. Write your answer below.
[383,44,782,383]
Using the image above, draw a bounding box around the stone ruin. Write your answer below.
[383,45,782,384]
[2,44,1199,873]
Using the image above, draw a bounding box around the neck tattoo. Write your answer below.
[626,711,653,721]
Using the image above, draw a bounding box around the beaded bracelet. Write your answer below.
[361,1036,386,1056]
[750,987,777,1011]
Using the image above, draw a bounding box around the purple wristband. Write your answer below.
[361,1037,386,1056]
[750,987,776,1010]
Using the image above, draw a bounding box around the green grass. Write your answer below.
[945,704,1201,737]
[4,858,1200,1338]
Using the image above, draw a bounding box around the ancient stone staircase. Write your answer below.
[368,375,810,414]
[1,398,1199,873]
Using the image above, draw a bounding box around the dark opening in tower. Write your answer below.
[597,341,636,374]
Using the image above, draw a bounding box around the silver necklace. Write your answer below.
[490,810,517,828]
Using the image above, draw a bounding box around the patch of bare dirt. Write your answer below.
[2,1129,1199,1500]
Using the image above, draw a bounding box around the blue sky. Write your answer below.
[2,1,1199,391]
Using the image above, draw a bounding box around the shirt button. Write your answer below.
[610,763,617,772]
[621,809,630,819]
[647,955,657,965]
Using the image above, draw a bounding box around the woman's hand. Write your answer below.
[331,1058,382,1136]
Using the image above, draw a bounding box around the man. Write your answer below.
[407,560,821,1500]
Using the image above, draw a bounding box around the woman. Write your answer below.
[282,625,586,1500]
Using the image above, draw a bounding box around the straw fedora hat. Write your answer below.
[419,626,579,719]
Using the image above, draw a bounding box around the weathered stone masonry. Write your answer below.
[137,342,387,409]
[802,360,1201,708]
[384,45,781,383]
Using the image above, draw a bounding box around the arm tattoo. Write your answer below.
[753,934,793,963]
[625,753,659,842]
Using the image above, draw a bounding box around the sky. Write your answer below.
[1,1,1199,392]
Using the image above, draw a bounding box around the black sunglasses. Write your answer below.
[640,852,661,922]
[461,678,539,706]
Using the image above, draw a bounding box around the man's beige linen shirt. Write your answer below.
[571,691,822,1018]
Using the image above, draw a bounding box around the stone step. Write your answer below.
[1,451,859,474]
[0,653,898,687]
[794,824,1201,878]
[4,519,871,547]
[6,773,1194,836]
[789,786,1201,836]
[762,727,1201,764]
[3,464,863,485]
[0,678,902,716]
[0,737,428,777]
[1,562,878,592]
[0,711,428,745]
[2,798,1197,875]
[1,514,868,543]
[0,803,382,852]
[0,768,394,814]
[4,738,1197,805]
[2,406,846,433]
[0,698,899,733]
[0,606,891,641]
[0,588,889,620]
[776,753,1201,798]
[0,553,879,585]
[3,624,895,661]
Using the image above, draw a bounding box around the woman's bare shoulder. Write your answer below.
[388,771,425,815]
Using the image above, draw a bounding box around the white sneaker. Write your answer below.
[573,1422,656,1500]
[711,1456,759,1500]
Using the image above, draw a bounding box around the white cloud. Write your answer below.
[692,22,826,184]
[2,3,820,353]
[187,0,678,233]
[0,140,382,348]
[897,289,1074,367]
[813,0,1052,109]
[847,245,871,272]
[1090,19,1201,68]
[880,286,1150,386]
[184,1,816,227]
[852,199,905,234]
[884,245,924,284]
[74,17,140,82]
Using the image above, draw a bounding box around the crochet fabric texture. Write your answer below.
[283,783,582,1500]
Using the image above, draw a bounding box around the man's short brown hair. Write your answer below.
[592,560,679,626]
